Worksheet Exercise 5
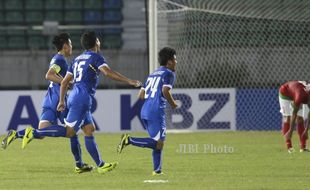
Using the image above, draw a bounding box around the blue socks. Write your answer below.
[33,125,66,138]
[129,137,163,172]
[70,135,83,168]
[16,129,25,139]
[17,126,84,168]
[153,149,162,172]
[85,136,104,167]
[128,137,157,149]
[16,125,66,139]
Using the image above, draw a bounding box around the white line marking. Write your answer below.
[143,180,169,183]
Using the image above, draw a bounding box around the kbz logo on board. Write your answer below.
[6,89,236,131]
[121,89,236,130]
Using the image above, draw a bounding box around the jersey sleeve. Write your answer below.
[49,58,63,74]
[67,62,74,75]
[162,72,175,89]
[95,55,109,70]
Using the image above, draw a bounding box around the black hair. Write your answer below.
[81,31,97,50]
[158,47,176,66]
[52,33,70,51]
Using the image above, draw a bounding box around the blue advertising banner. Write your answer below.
[0,88,287,134]
[236,88,282,130]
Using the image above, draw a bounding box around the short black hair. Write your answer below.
[158,47,176,66]
[81,31,97,50]
[52,33,70,51]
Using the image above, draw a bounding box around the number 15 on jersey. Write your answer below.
[73,61,86,82]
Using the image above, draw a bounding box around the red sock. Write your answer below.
[297,123,306,149]
[282,122,292,149]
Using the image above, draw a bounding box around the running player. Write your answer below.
[279,80,310,153]
[21,31,142,174]
[1,33,92,173]
[117,47,178,175]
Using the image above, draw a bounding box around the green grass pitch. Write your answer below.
[1,131,310,190]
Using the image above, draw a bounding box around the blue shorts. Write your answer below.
[142,119,166,141]
[40,108,68,125]
[65,103,94,132]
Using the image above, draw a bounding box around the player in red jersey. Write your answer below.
[279,81,310,153]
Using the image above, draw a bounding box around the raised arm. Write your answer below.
[162,86,178,109]
[99,66,141,87]
[57,73,73,111]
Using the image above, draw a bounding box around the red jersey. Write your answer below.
[279,81,310,108]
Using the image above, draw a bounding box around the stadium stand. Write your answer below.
[1,0,123,50]
[0,0,148,90]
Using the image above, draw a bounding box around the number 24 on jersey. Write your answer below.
[145,76,161,98]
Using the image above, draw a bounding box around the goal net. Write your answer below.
[151,0,310,130]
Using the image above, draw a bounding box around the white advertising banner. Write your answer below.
[0,89,236,135]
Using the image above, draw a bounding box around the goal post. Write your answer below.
[149,0,310,88]
[147,0,310,131]
[148,0,158,74]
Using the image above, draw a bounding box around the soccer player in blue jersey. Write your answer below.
[1,33,92,173]
[21,31,142,174]
[117,47,178,175]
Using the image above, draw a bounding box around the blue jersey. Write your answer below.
[42,54,68,110]
[65,51,107,131]
[141,66,176,120]
[68,51,108,96]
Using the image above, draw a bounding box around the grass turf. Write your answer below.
[0,131,310,190]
